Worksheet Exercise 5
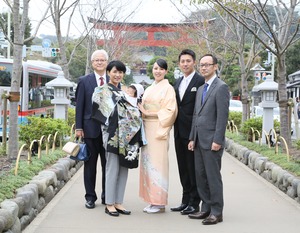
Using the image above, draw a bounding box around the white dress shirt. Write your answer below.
[94,72,107,87]
[179,71,195,100]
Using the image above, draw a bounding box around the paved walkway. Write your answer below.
[23,136,300,233]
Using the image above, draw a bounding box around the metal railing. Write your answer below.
[14,131,62,176]
[227,120,290,161]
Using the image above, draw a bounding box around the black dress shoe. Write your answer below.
[181,206,199,215]
[170,204,188,212]
[101,199,105,205]
[105,207,119,217]
[116,208,131,215]
[85,200,95,209]
[188,211,210,219]
[202,214,223,225]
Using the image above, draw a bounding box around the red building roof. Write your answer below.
[88,18,215,47]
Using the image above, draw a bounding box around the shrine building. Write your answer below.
[88,18,215,47]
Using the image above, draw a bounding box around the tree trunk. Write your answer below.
[53,5,70,80]
[277,54,291,146]
[8,0,28,159]
[238,52,250,123]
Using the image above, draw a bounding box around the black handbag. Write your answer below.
[69,139,90,161]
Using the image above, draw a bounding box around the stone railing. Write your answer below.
[225,138,300,204]
[0,158,82,233]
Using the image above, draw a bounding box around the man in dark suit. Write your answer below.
[171,49,204,215]
[188,54,229,225]
[75,49,109,209]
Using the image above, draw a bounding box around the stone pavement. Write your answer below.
[23,136,300,233]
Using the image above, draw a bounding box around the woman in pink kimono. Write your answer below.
[138,59,178,214]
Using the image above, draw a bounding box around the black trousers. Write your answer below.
[84,134,106,203]
[174,137,200,207]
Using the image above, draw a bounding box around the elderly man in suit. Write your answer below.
[75,49,109,209]
[188,54,229,225]
[171,49,204,215]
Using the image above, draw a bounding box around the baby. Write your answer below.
[126,84,144,106]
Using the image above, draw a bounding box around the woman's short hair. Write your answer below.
[107,60,126,73]
[155,58,168,70]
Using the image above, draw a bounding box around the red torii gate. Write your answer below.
[89,18,214,47]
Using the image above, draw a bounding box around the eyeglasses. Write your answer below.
[93,59,107,63]
[199,63,215,68]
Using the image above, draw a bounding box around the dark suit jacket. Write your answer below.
[75,73,109,138]
[174,72,205,139]
[189,77,229,149]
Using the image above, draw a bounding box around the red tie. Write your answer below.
[99,77,104,86]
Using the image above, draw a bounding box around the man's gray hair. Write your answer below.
[91,49,109,61]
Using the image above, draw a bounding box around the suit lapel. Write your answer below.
[198,78,219,113]
[88,73,97,89]
[197,85,205,114]
[175,77,183,102]
[181,73,198,102]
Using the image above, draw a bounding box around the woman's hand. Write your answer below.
[138,103,157,117]
[138,103,148,116]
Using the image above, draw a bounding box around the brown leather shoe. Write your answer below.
[188,211,210,219]
[202,214,223,225]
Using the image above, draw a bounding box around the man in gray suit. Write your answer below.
[187,54,229,225]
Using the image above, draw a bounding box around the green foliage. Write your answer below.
[228,111,242,129]
[0,12,33,50]
[286,40,300,76]
[19,117,70,145]
[0,150,65,203]
[222,64,241,93]
[240,117,280,136]
[226,132,300,176]
[296,140,300,150]
[67,108,75,127]
[66,38,88,81]
[123,73,135,86]
[146,56,176,85]
[240,117,263,135]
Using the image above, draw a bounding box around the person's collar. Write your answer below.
[183,70,196,81]
[94,71,107,84]
[206,74,217,86]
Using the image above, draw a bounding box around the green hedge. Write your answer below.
[19,117,70,145]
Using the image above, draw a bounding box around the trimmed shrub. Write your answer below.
[240,116,280,140]
[19,117,70,145]
[228,111,242,129]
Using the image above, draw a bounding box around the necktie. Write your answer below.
[202,83,209,105]
[99,77,104,86]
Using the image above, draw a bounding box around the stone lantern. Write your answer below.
[45,71,73,120]
[256,75,278,143]
[250,63,265,117]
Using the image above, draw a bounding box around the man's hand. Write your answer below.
[188,141,194,151]
[211,142,221,151]
[76,130,84,138]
